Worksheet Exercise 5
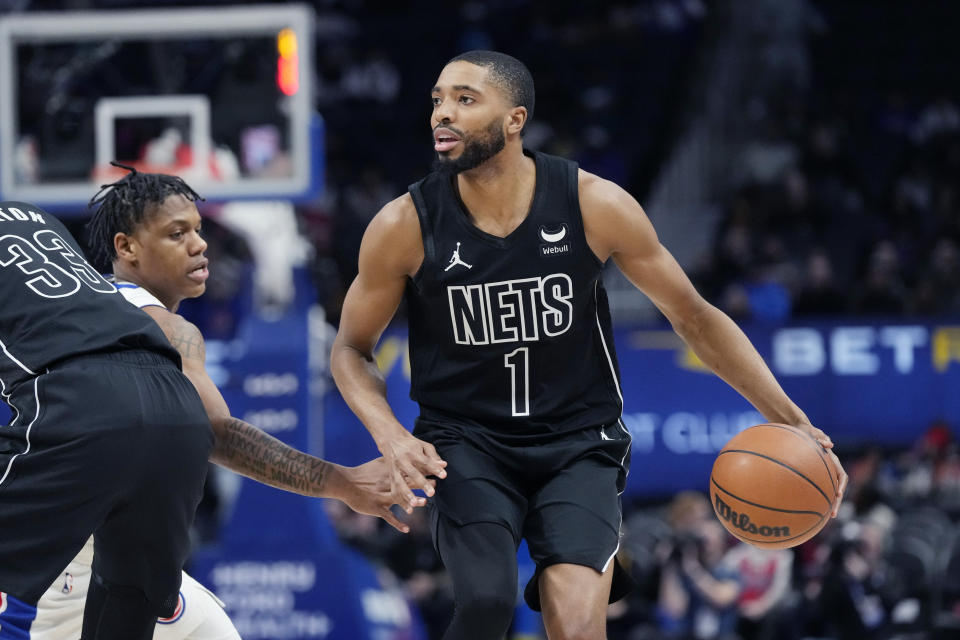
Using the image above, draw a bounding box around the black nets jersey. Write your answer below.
[406,151,623,436]
[0,202,179,391]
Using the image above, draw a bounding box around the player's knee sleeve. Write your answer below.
[438,519,518,639]
[443,590,515,640]
[444,550,516,639]
[454,590,516,630]
[80,573,156,640]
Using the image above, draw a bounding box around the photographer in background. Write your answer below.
[817,534,890,640]
[657,514,742,640]
[723,541,797,640]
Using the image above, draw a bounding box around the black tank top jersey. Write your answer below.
[406,150,623,436]
[0,202,179,391]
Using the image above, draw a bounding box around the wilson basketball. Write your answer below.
[709,423,838,549]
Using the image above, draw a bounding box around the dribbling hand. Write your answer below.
[796,422,848,518]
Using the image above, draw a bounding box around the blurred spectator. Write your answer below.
[912,97,960,144]
[741,122,798,186]
[666,491,713,535]
[576,124,629,188]
[792,250,845,315]
[852,240,908,315]
[721,543,796,640]
[714,198,756,284]
[913,237,960,315]
[743,235,797,322]
[718,283,753,321]
[899,421,960,507]
[817,529,889,640]
[339,49,401,104]
[657,514,741,639]
[844,446,898,524]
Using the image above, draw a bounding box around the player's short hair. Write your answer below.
[447,50,535,126]
[85,162,203,266]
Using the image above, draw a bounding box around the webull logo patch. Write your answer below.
[714,494,791,538]
[539,224,571,257]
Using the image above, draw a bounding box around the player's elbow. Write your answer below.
[329,337,373,380]
[329,338,351,379]
[665,295,715,343]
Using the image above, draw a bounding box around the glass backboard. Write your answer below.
[0,4,320,211]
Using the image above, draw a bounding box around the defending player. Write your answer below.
[28,167,423,639]
[330,50,849,639]
[0,201,212,639]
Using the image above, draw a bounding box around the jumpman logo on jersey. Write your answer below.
[444,242,473,271]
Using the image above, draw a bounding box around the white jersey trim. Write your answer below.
[593,282,632,492]
[114,281,168,310]
[0,335,37,376]
[593,282,623,407]
[0,375,20,426]
[601,542,621,573]
[0,376,40,487]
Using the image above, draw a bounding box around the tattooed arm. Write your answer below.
[211,417,329,495]
[142,306,420,531]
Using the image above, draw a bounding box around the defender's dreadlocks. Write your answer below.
[86,161,204,267]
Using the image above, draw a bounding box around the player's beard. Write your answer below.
[432,118,506,175]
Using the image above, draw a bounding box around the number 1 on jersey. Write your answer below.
[504,347,530,417]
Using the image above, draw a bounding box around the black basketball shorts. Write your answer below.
[0,350,213,616]
[414,418,634,611]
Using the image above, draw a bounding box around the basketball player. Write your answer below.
[0,201,213,640]
[330,50,849,639]
[25,168,424,640]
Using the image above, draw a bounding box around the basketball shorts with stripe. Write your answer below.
[414,418,635,611]
[0,350,213,616]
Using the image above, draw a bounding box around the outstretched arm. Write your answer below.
[580,172,847,515]
[143,306,418,532]
[330,195,448,508]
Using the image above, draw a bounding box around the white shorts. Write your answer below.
[32,549,240,640]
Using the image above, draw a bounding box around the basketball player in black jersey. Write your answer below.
[0,201,213,639]
[331,51,848,639]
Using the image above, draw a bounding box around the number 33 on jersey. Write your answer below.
[1,219,117,299]
[0,202,176,389]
